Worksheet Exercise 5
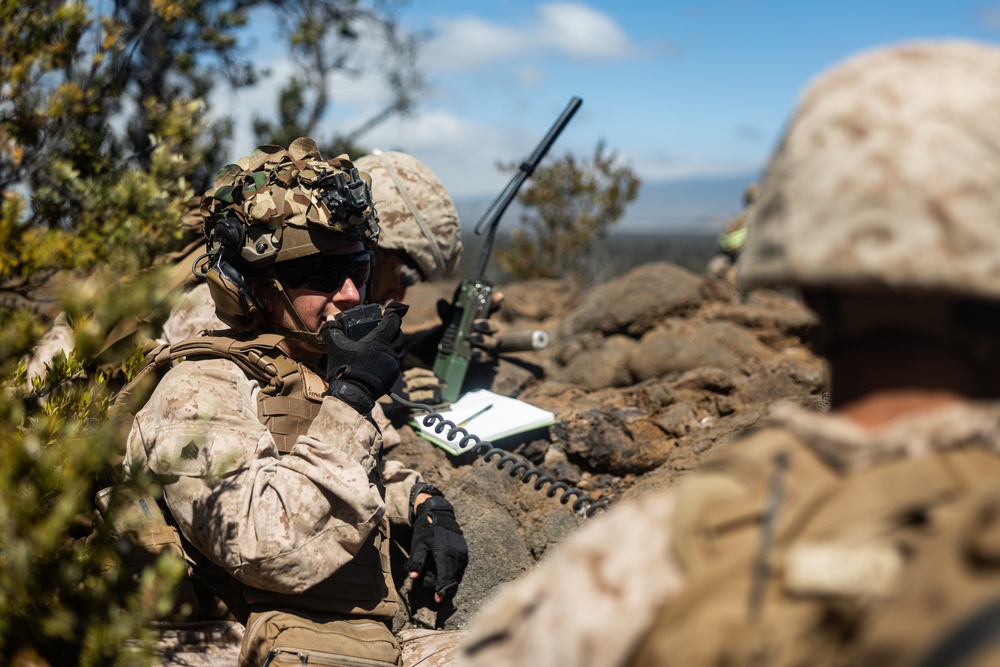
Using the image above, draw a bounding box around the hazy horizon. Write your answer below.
[456,224,720,284]
[452,170,754,236]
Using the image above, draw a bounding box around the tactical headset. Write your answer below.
[195,216,266,331]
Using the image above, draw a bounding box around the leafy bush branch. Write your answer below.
[496,141,640,285]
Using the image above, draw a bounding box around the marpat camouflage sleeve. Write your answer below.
[124,357,385,594]
[380,459,422,527]
[370,403,423,527]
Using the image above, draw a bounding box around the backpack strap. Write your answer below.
[167,333,290,387]
[109,332,291,425]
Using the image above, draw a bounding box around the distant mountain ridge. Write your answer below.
[452,171,758,235]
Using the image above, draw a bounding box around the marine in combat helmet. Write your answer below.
[120,138,468,666]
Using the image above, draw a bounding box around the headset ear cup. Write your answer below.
[203,259,265,331]
[210,216,247,258]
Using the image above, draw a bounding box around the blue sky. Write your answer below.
[225,1,1000,232]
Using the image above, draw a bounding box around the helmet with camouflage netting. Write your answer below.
[353,150,462,282]
[738,41,1000,300]
[195,137,379,331]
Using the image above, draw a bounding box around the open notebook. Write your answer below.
[409,389,557,455]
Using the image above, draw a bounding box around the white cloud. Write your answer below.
[425,16,527,68]
[362,111,517,197]
[516,65,548,87]
[210,89,510,198]
[628,153,763,182]
[209,1,440,159]
[359,111,767,200]
[208,56,298,157]
[209,41,398,158]
[427,2,638,71]
[208,4,666,201]
[537,3,635,60]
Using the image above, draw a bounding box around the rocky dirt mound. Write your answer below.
[384,260,826,631]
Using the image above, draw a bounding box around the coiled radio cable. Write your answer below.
[391,393,610,518]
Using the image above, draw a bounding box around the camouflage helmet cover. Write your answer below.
[201,137,379,268]
[197,138,379,331]
[738,41,1000,300]
[353,150,462,282]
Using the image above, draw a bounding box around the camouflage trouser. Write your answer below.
[399,629,464,667]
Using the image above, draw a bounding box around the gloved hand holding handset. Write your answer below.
[321,301,409,414]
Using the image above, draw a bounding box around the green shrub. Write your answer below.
[0,277,184,665]
[496,141,640,285]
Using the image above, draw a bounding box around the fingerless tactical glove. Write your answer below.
[321,301,408,414]
[406,493,468,600]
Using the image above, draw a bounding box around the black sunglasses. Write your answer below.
[276,251,373,293]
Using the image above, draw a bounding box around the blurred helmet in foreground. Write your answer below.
[738,41,1000,301]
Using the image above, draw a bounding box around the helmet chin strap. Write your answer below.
[265,277,325,349]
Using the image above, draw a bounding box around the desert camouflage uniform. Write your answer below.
[122,136,469,665]
[354,150,462,284]
[159,281,226,345]
[25,312,75,387]
[123,137,468,666]
[355,150,507,404]
[458,401,1000,667]
[457,473,683,667]
[123,355,419,600]
[23,287,221,390]
[123,351,464,666]
[27,285,399,445]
